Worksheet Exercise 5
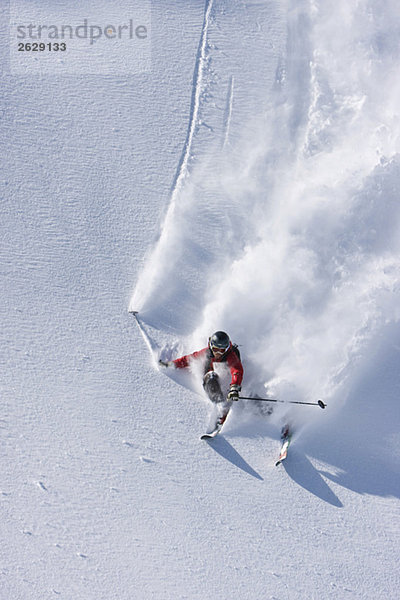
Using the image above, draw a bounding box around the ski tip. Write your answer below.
[201,430,220,440]
[201,433,215,440]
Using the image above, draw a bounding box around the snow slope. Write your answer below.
[1,1,400,599]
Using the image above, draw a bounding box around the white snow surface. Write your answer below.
[2,1,400,599]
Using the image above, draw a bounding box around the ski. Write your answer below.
[200,409,229,440]
[275,425,292,466]
[200,425,222,440]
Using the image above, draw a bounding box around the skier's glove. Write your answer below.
[159,359,174,368]
[227,384,241,401]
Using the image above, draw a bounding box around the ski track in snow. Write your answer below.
[169,0,215,202]
[221,75,234,149]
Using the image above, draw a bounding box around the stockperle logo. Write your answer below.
[9,1,151,75]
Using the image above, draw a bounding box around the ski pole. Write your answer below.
[239,396,326,409]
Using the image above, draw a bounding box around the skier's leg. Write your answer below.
[203,371,224,403]
[203,371,232,427]
[216,401,231,426]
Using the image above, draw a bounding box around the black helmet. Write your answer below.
[209,331,231,354]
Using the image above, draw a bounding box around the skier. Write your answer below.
[159,331,243,431]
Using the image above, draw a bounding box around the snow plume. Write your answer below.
[193,156,400,411]
[131,0,400,418]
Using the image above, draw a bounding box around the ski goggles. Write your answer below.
[210,345,228,355]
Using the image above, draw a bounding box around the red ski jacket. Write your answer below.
[173,345,243,386]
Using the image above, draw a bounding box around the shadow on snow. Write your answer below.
[202,436,264,481]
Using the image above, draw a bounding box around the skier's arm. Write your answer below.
[225,353,243,401]
[227,352,244,386]
[173,348,208,369]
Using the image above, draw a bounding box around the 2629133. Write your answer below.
[18,42,67,51]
